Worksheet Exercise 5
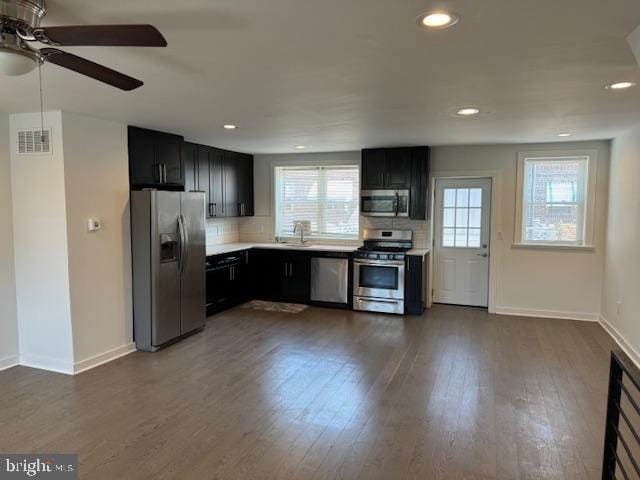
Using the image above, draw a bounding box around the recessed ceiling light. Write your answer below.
[223,124,238,130]
[557,133,572,137]
[417,11,460,29]
[295,145,306,150]
[456,107,480,116]
[605,81,637,90]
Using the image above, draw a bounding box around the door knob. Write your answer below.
[477,253,488,258]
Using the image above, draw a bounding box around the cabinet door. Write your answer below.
[237,153,254,216]
[196,146,212,216]
[361,149,388,189]
[209,148,224,218]
[155,132,183,186]
[409,147,430,220]
[387,148,412,189]
[128,127,159,186]
[206,266,232,311]
[282,254,310,303]
[223,151,239,217]
[182,142,198,193]
[252,250,283,300]
[404,255,424,315]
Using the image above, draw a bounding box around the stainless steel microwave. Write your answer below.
[361,190,409,217]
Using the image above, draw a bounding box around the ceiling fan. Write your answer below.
[0,0,167,90]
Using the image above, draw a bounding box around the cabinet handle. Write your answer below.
[284,263,288,277]
[156,164,162,183]
[212,203,217,216]
[289,263,293,277]
[163,164,167,183]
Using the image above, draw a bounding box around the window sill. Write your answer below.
[511,243,595,252]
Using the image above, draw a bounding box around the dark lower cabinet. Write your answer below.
[206,251,250,316]
[252,250,311,303]
[281,253,311,303]
[404,255,425,315]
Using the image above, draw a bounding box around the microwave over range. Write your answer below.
[360,189,409,217]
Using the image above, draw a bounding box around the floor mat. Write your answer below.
[241,300,309,314]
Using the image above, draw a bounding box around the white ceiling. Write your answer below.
[1,0,640,153]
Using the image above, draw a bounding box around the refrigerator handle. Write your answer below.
[177,214,188,276]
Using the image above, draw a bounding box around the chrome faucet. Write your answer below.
[293,221,306,245]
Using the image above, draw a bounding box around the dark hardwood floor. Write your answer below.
[0,305,615,479]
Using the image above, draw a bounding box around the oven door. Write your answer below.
[361,190,409,217]
[354,259,405,300]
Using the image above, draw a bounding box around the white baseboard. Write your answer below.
[73,342,136,375]
[599,315,640,368]
[19,353,75,375]
[495,306,599,322]
[0,355,19,372]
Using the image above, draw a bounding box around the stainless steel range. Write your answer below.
[353,229,412,314]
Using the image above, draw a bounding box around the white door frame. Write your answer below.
[428,170,502,314]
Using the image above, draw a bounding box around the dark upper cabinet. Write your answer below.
[361,146,430,220]
[237,153,254,217]
[361,149,387,189]
[409,147,430,220]
[386,148,412,189]
[208,148,224,218]
[222,151,239,217]
[183,142,198,193]
[128,126,183,188]
[128,127,158,185]
[361,148,412,190]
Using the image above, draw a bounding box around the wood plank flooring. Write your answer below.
[0,305,616,479]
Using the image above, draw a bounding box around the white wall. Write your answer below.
[10,111,75,373]
[0,113,19,370]
[601,125,640,363]
[61,112,134,371]
[430,141,610,320]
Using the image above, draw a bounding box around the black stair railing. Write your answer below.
[602,349,640,480]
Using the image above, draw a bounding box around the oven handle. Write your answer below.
[356,298,401,305]
[354,259,405,267]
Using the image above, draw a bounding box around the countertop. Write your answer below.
[206,242,359,257]
[406,248,430,257]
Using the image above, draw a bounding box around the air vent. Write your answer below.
[17,129,52,155]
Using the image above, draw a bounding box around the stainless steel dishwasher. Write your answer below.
[310,253,349,304]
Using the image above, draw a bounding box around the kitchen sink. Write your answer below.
[285,243,314,248]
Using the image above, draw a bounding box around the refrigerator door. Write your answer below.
[152,191,182,346]
[179,192,206,334]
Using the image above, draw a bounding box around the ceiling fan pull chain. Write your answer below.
[38,61,45,143]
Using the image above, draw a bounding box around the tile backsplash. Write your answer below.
[206,215,430,249]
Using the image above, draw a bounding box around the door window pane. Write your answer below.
[441,186,484,248]
[456,208,468,228]
[469,188,482,207]
[468,228,481,248]
[443,228,455,247]
[444,189,456,207]
[456,188,469,208]
[443,208,455,228]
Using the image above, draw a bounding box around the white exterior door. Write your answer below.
[433,178,492,307]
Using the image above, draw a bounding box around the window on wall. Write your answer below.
[515,151,597,247]
[275,165,359,240]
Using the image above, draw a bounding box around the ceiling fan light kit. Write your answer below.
[0,0,166,90]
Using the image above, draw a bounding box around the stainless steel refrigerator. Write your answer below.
[131,190,206,351]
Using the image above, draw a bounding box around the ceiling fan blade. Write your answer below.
[34,25,167,47]
[40,48,143,91]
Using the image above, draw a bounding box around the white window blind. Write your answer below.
[522,157,588,244]
[275,165,359,240]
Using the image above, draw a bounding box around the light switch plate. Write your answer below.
[87,218,101,232]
